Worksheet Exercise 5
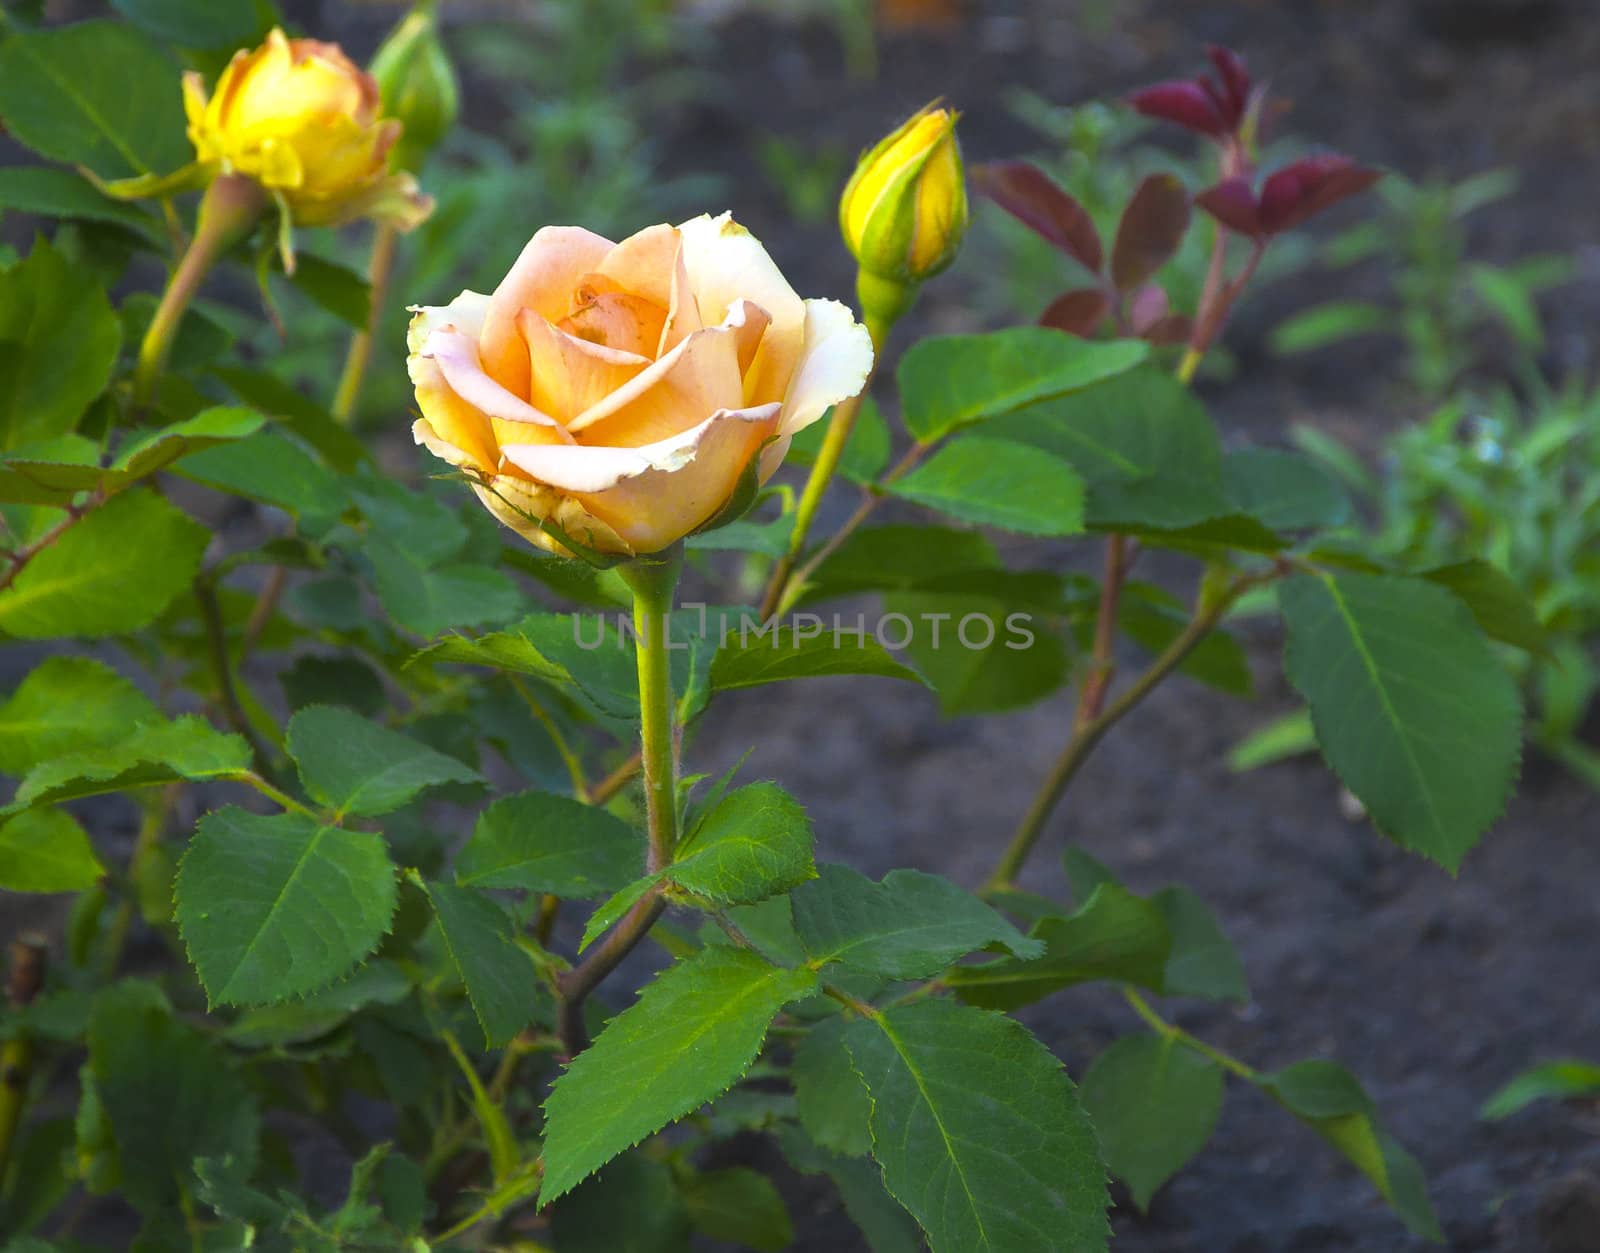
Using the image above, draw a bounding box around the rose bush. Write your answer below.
[408,213,874,553]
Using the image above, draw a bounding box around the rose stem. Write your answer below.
[134,174,266,412]
[555,544,683,1053]
[331,222,400,424]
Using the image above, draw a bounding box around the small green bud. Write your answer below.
[369,7,459,173]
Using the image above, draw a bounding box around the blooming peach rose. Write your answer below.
[407,213,875,555]
[184,28,430,229]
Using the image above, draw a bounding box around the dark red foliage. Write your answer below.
[1197,156,1381,238]
[972,161,1103,275]
[1130,45,1251,139]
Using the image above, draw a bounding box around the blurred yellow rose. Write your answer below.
[408,213,875,555]
[185,28,430,229]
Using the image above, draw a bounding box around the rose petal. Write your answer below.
[503,403,783,552]
[597,223,706,356]
[565,321,746,445]
[481,226,614,396]
[678,212,806,404]
[726,298,772,377]
[408,293,498,472]
[774,298,874,440]
[519,308,650,427]
[424,324,572,444]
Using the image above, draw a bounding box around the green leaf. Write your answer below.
[1422,559,1548,655]
[945,883,1171,1010]
[548,1152,692,1253]
[9,715,250,811]
[791,864,1042,979]
[987,365,1230,531]
[223,960,411,1049]
[174,429,345,533]
[888,437,1086,536]
[778,1127,923,1253]
[0,21,190,177]
[898,328,1148,443]
[86,982,260,1212]
[1078,1033,1223,1211]
[286,705,483,818]
[211,366,369,472]
[540,947,818,1203]
[787,396,892,485]
[669,782,816,905]
[1481,1059,1600,1120]
[1270,300,1391,354]
[368,543,522,639]
[843,1000,1109,1253]
[1153,885,1249,1002]
[792,1016,873,1157]
[0,239,122,450]
[886,589,1071,716]
[1278,572,1521,870]
[804,524,1000,598]
[456,790,644,898]
[710,622,925,691]
[113,407,264,482]
[679,1167,793,1253]
[175,807,398,1006]
[1227,707,1316,772]
[0,490,209,639]
[0,656,156,775]
[419,878,537,1047]
[0,165,161,239]
[1260,1060,1442,1241]
[578,875,657,954]
[1222,448,1350,532]
[0,807,102,892]
[1468,263,1543,350]
[279,655,386,717]
[284,252,371,329]
[110,0,268,47]
[1118,582,1252,697]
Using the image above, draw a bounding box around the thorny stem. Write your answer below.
[0,497,96,595]
[760,310,894,617]
[555,546,683,1053]
[229,770,319,819]
[586,749,642,806]
[983,567,1280,895]
[1074,534,1136,730]
[332,223,400,424]
[1124,986,1259,1081]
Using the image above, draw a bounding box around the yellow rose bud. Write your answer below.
[408,214,875,556]
[184,28,432,231]
[369,7,459,173]
[840,104,969,300]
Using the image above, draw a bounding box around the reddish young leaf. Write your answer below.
[1111,174,1191,291]
[1206,45,1250,125]
[1128,81,1228,137]
[1127,284,1170,335]
[1039,288,1110,337]
[1258,156,1382,234]
[1196,177,1263,237]
[973,161,1103,274]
